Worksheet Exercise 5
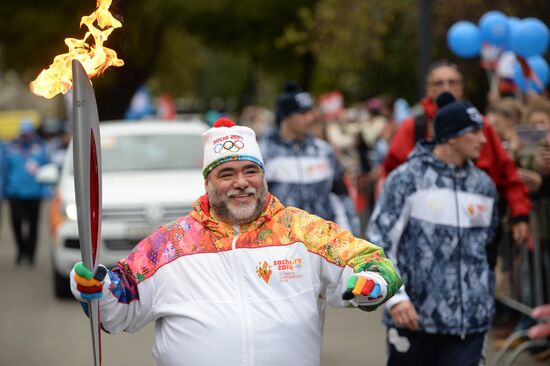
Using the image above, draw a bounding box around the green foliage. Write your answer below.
[279,0,418,103]
[1,0,548,117]
[0,0,320,116]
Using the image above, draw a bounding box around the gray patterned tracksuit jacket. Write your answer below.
[259,129,360,236]
[367,141,498,336]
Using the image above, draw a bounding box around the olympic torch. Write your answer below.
[72,59,103,366]
[28,2,124,364]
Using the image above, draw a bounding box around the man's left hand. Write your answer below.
[342,271,387,304]
[512,222,530,244]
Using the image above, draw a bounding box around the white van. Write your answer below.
[48,120,207,297]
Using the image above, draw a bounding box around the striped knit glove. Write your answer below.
[70,262,108,302]
[342,271,388,305]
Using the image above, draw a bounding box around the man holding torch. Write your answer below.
[70,117,402,366]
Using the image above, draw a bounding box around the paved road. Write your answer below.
[0,201,545,365]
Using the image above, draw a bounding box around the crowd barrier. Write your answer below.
[493,198,550,365]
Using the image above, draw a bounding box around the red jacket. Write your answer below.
[383,97,531,221]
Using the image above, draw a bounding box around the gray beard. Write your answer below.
[207,180,268,225]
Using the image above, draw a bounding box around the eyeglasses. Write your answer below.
[428,79,463,88]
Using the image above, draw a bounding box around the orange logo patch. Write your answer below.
[467,203,488,217]
[256,261,273,284]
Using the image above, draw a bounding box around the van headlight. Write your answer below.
[65,203,78,221]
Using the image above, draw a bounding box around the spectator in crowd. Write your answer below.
[358,97,388,170]
[368,92,498,366]
[525,96,550,130]
[382,60,531,251]
[324,108,362,177]
[486,98,523,157]
[70,118,402,365]
[5,120,51,266]
[487,98,543,193]
[356,96,397,226]
[525,98,550,183]
[238,105,275,139]
[0,138,6,230]
[48,122,72,172]
[486,97,546,349]
[259,81,360,236]
[522,97,550,359]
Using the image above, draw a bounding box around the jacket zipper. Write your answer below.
[232,225,253,365]
[452,169,466,340]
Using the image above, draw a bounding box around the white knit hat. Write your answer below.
[202,117,265,177]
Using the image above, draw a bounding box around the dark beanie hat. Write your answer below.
[275,81,313,125]
[434,92,484,143]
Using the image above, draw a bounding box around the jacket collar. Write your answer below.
[410,140,474,179]
[421,96,438,121]
[190,192,282,237]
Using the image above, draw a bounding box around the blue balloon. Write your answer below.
[514,55,550,93]
[505,17,522,50]
[510,18,550,57]
[479,11,509,46]
[447,21,482,58]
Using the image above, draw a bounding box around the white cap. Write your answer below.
[202,117,264,177]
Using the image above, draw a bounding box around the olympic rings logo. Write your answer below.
[214,140,245,154]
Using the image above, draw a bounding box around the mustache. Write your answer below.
[226,187,257,197]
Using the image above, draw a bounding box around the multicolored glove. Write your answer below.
[342,271,387,305]
[70,262,108,302]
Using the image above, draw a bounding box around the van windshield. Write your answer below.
[69,134,204,173]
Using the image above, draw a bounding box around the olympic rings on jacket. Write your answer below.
[214,140,245,153]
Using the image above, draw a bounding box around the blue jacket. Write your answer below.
[259,130,359,235]
[0,141,6,199]
[367,141,498,336]
[5,136,50,199]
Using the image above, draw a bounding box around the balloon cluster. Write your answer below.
[447,11,550,94]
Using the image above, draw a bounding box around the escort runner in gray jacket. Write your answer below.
[368,140,497,336]
[367,93,499,343]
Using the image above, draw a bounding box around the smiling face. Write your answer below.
[205,160,268,225]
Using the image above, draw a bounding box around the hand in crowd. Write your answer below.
[535,149,550,176]
[517,168,542,193]
[527,304,550,339]
[512,222,530,245]
[70,262,108,302]
[390,300,419,331]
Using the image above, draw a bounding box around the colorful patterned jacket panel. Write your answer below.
[367,141,498,336]
[112,194,401,306]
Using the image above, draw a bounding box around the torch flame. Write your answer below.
[30,0,124,99]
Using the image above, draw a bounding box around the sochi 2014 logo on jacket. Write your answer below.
[256,261,273,284]
[256,257,303,284]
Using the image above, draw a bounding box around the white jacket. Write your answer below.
[92,195,401,365]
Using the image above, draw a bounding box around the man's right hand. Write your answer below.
[390,300,419,331]
[70,262,108,302]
